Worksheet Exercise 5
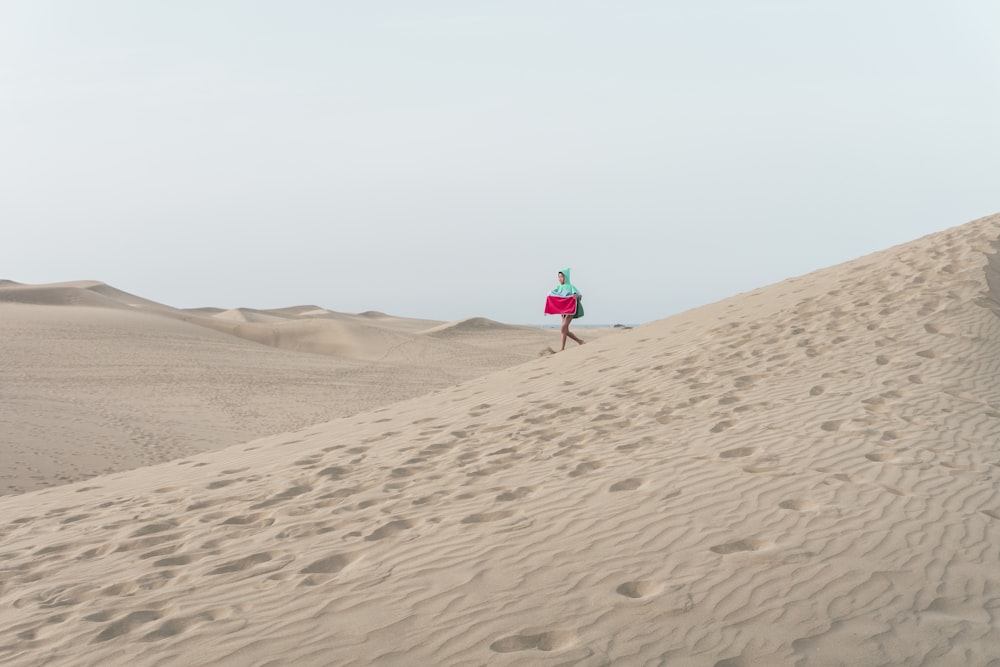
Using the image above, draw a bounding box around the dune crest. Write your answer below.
[2,214,1000,666]
[419,316,533,335]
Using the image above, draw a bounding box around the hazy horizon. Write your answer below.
[2,2,998,324]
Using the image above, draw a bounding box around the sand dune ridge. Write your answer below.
[1,214,999,665]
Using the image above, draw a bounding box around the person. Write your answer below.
[544,268,585,351]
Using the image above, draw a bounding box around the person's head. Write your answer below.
[558,272,565,284]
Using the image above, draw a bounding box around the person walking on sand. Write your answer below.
[544,268,585,351]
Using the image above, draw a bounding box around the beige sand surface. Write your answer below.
[2,213,1000,665]
[0,284,598,494]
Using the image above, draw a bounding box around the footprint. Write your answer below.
[300,552,356,574]
[569,461,603,477]
[207,552,273,575]
[29,583,100,609]
[78,544,115,560]
[93,609,163,643]
[609,478,643,492]
[317,466,349,481]
[719,447,755,459]
[365,519,416,541]
[275,484,312,499]
[489,629,576,653]
[820,421,842,432]
[862,397,886,411]
[616,580,658,598]
[130,522,178,538]
[778,499,817,511]
[153,554,195,568]
[711,420,734,433]
[710,538,766,555]
[251,485,313,509]
[101,581,139,597]
[742,464,783,474]
[488,447,517,457]
[865,451,894,462]
[142,616,201,641]
[412,416,438,425]
[496,487,533,502]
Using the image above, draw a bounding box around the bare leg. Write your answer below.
[560,315,584,350]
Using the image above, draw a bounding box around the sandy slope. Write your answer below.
[0,285,587,494]
[2,213,1000,666]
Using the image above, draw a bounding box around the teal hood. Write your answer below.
[551,268,579,297]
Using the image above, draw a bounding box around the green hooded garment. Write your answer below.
[549,268,584,319]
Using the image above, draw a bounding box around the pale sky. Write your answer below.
[2,1,998,325]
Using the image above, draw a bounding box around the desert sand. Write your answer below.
[2,213,1000,666]
[0,284,592,494]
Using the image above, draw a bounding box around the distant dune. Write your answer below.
[0,281,137,309]
[419,316,534,336]
[2,213,999,666]
[211,308,289,324]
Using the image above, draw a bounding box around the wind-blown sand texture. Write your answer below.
[2,213,1000,666]
[0,284,578,494]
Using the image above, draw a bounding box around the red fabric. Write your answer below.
[545,294,577,315]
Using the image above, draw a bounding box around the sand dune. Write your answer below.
[181,307,225,317]
[211,308,289,324]
[0,282,135,310]
[2,213,1000,666]
[419,316,531,336]
[0,280,176,312]
[0,284,574,494]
